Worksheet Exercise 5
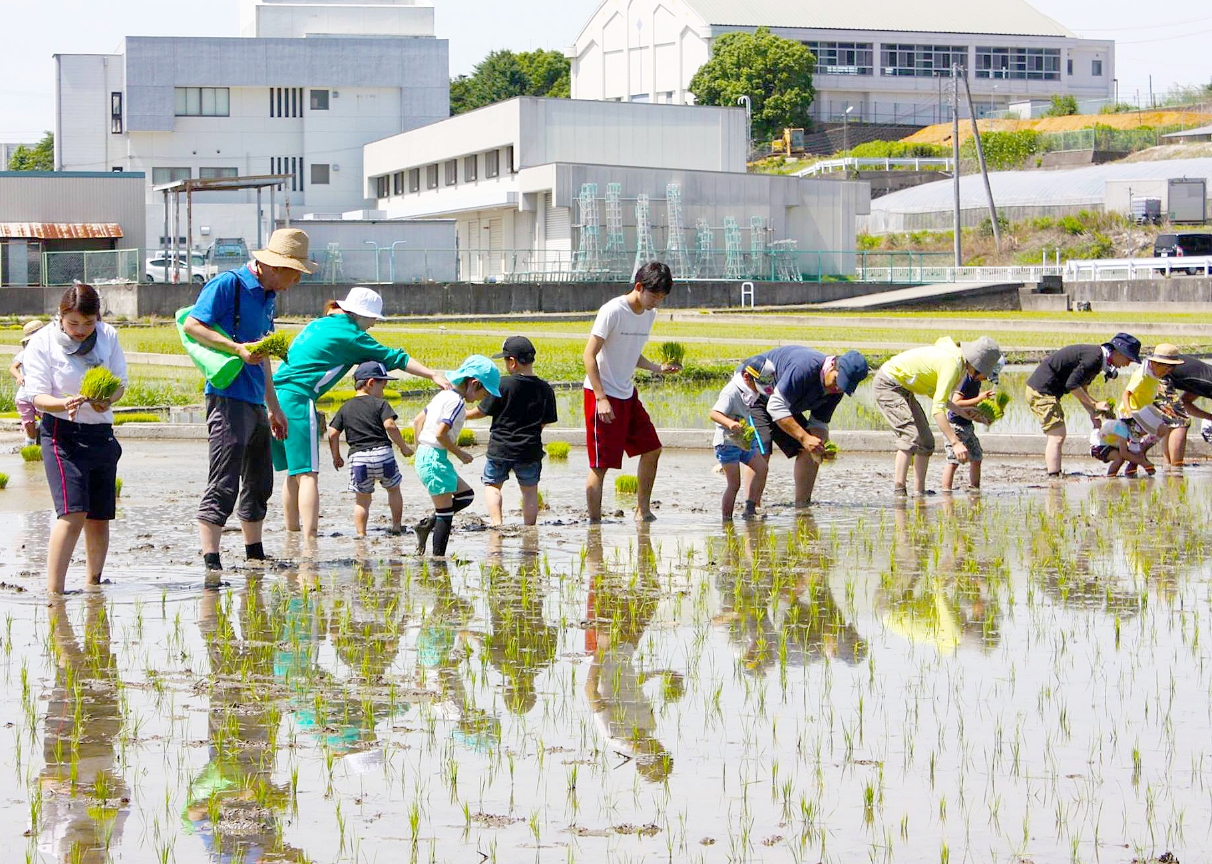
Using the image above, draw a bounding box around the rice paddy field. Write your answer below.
[0,437,1209,863]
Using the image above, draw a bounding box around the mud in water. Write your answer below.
[0,438,1203,863]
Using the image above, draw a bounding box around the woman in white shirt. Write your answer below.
[21,283,128,594]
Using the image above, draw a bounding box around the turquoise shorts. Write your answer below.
[414,445,459,496]
[271,389,320,476]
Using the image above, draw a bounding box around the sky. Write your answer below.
[0,0,1208,142]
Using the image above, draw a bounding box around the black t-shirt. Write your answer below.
[1168,354,1212,400]
[1026,344,1104,397]
[479,373,558,462]
[946,373,981,429]
[330,395,396,454]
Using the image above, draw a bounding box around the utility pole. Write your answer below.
[960,66,1001,252]
[951,63,962,267]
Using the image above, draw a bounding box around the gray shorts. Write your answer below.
[197,396,274,526]
[944,425,983,464]
[873,369,934,455]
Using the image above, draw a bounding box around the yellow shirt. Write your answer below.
[1121,366,1160,415]
[882,337,965,416]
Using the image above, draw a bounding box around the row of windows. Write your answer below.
[172,87,334,118]
[151,166,240,185]
[803,42,1095,81]
[373,148,513,199]
[174,87,230,117]
[270,87,304,118]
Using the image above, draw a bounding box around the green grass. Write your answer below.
[20,444,41,462]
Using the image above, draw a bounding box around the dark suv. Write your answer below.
[1155,233,1212,273]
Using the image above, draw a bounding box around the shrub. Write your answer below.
[615,474,639,494]
[546,441,570,460]
[1043,94,1078,117]
[21,444,41,462]
[856,233,883,250]
[113,412,162,425]
[0,473,8,490]
[846,140,948,159]
[960,129,1043,170]
[79,367,122,401]
[1058,215,1085,235]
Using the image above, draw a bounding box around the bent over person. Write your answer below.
[184,229,315,581]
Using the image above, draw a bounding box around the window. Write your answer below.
[1067,58,1073,76]
[174,87,230,116]
[880,44,966,78]
[270,88,304,118]
[804,41,873,76]
[1092,59,1103,77]
[975,47,1060,80]
[271,156,303,192]
[152,167,191,185]
[375,176,390,198]
[506,145,515,174]
[426,164,438,189]
[310,164,330,185]
[444,159,457,186]
[464,155,477,181]
[408,168,420,193]
[486,149,500,178]
[310,89,329,110]
[199,167,238,180]
[110,92,123,134]
[393,171,404,196]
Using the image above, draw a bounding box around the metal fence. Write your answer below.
[1064,255,1212,280]
[41,249,142,287]
[796,157,954,178]
[1040,126,1186,155]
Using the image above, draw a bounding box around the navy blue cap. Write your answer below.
[353,361,395,383]
[1105,332,1141,365]
[834,350,869,396]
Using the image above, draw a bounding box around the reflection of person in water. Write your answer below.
[185,582,307,863]
[584,525,684,782]
[40,596,129,864]
[713,519,867,674]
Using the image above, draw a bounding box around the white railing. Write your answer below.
[1064,255,1212,281]
[796,157,955,177]
[859,265,1065,284]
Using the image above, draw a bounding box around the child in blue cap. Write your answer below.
[412,355,502,556]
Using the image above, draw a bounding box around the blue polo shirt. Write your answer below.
[190,265,276,405]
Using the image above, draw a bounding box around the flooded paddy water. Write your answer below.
[0,439,1208,863]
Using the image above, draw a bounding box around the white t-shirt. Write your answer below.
[13,348,28,403]
[582,295,656,400]
[711,374,758,448]
[418,389,467,448]
[20,321,128,424]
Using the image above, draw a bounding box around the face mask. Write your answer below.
[52,318,99,362]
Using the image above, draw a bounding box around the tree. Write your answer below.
[450,49,570,115]
[8,132,54,171]
[688,27,815,145]
[1043,94,1078,117]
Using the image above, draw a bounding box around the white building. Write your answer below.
[54,0,449,254]
[364,97,868,281]
[567,0,1114,125]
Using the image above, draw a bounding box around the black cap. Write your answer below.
[1105,332,1142,365]
[353,360,394,383]
[492,336,536,363]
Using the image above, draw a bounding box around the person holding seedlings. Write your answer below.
[1024,333,1140,476]
[873,336,1001,496]
[708,366,770,520]
[185,228,315,580]
[326,361,415,538]
[21,283,127,594]
[11,319,46,445]
[272,285,451,541]
[940,357,1004,492]
[412,355,501,557]
[583,262,679,523]
[465,336,558,527]
[739,346,869,507]
[1158,353,1212,464]
[1118,343,1185,468]
[1089,417,1153,476]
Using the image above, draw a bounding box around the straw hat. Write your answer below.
[1147,343,1183,365]
[251,228,318,274]
[20,319,45,345]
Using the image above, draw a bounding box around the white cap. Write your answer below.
[335,286,385,320]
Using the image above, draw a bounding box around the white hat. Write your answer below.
[335,286,384,320]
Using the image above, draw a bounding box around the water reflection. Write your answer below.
[40,596,129,864]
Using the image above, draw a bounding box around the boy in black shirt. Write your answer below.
[941,371,993,491]
[327,361,415,537]
[467,337,558,526]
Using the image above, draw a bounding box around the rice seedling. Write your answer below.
[248,330,293,359]
[114,478,123,497]
[615,474,638,494]
[112,412,162,425]
[972,391,1012,425]
[79,367,122,401]
[457,429,476,446]
[20,444,41,462]
[657,341,686,367]
[0,473,8,489]
[546,441,571,460]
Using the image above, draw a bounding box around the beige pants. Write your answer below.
[873,370,934,454]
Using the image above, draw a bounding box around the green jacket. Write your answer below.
[273,314,409,399]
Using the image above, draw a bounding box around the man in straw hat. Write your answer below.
[1119,343,1185,470]
[183,228,317,580]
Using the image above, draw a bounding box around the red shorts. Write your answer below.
[584,389,662,470]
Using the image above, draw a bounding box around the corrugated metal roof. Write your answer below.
[0,223,123,239]
[1164,124,1212,139]
[867,158,1212,216]
[685,0,1075,38]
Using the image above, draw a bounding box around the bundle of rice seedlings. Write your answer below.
[615,474,639,494]
[736,421,756,446]
[457,429,477,446]
[79,367,122,402]
[823,440,840,460]
[657,342,685,367]
[0,473,8,490]
[546,441,571,460]
[114,478,123,497]
[20,444,41,463]
[249,331,292,359]
[972,391,1011,425]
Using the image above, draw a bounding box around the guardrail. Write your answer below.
[1064,255,1212,280]
[860,265,1065,284]
[795,157,955,177]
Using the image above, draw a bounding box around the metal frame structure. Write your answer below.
[152,174,293,285]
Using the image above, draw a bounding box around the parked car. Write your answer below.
[1154,232,1212,274]
[145,252,214,284]
[205,237,250,275]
